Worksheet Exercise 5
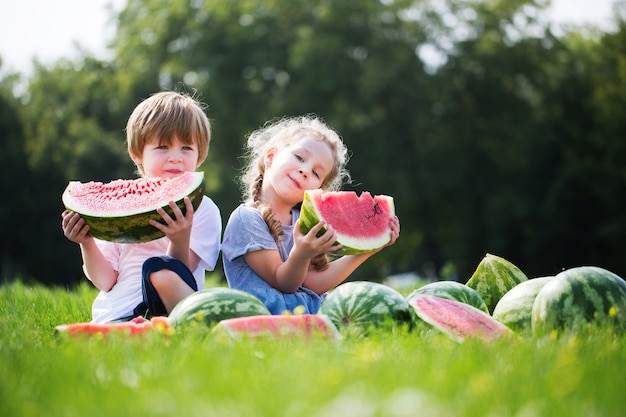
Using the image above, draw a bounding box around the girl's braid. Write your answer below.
[252,173,329,271]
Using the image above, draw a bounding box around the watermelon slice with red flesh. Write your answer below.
[409,295,512,342]
[211,314,342,340]
[55,316,173,338]
[299,189,395,255]
[62,171,205,243]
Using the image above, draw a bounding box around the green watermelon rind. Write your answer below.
[406,280,489,314]
[465,253,529,314]
[531,266,626,337]
[63,172,205,243]
[492,276,554,332]
[299,190,395,256]
[318,281,413,334]
[169,287,271,330]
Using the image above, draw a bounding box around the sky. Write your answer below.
[0,0,620,76]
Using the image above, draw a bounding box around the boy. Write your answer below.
[61,92,221,323]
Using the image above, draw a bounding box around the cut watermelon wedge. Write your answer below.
[211,314,342,340]
[62,171,205,243]
[55,316,173,338]
[408,295,512,343]
[300,189,395,255]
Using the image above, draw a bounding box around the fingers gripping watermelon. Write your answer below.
[300,189,395,255]
[62,171,205,243]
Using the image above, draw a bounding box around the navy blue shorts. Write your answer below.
[121,256,197,320]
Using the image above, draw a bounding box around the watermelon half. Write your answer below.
[465,253,528,314]
[300,189,395,255]
[409,295,512,343]
[62,171,205,243]
[211,314,342,341]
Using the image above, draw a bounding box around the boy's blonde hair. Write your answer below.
[126,91,211,176]
[241,115,350,204]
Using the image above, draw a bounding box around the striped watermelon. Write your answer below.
[531,266,626,337]
[492,276,554,333]
[406,280,489,314]
[409,295,512,342]
[211,314,342,340]
[62,171,205,243]
[465,253,528,314]
[318,281,412,334]
[299,189,395,255]
[168,287,271,330]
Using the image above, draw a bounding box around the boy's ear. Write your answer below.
[130,153,141,165]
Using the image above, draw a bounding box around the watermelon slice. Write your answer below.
[211,314,342,340]
[62,171,205,243]
[409,295,512,342]
[55,316,173,338]
[299,189,395,255]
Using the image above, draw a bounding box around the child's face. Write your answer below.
[134,135,199,178]
[263,136,335,205]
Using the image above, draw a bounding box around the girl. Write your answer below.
[61,91,222,323]
[221,115,400,314]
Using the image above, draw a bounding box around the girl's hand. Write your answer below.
[293,220,342,259]
[386,216,400,247]
[150,197,194,245]
[61,210,94,245]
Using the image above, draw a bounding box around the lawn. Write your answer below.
[1,280,624,417]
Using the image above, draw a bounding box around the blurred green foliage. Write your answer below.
[1,0,625,286]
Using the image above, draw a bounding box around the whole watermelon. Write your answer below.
[492,276,554,333]
[531,267,626,337]
[169,287,271,331]
[318,281,412,334]
[406,280,489,314]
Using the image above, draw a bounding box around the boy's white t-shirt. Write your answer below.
[85,195,221,323]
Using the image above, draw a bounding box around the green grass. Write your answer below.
[1,280,625,417]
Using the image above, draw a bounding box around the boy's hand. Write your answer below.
[61,210,94,245]
[150,197,194,245]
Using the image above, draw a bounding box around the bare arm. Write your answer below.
[61,210,117,292]
[244,221,339,293]
[303,216,401,295]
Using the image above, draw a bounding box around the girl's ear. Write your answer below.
[264,147,276,167]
